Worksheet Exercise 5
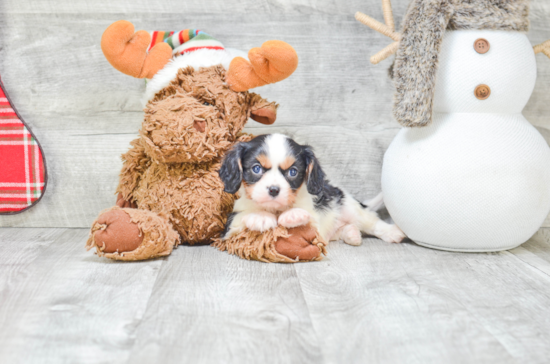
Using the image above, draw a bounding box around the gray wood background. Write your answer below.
[1,0,549,228]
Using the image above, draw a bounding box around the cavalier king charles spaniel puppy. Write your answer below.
[219,134,405,245]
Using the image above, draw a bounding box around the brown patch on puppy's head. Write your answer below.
[280,156,296,171]
[256,154,272,169]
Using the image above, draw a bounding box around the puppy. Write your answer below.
[218,134,405,246]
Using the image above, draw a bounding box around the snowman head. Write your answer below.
[357,0,550,127]
[431,30,536,115]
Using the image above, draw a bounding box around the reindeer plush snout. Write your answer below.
[193,120,206,132]
[141,92,231,163]
[138,66,279,164]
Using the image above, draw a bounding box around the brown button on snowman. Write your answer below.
[474,85,490,100]
[357,0,550,251]
[474,38,490,54]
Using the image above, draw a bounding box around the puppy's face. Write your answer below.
[219,134,325,211]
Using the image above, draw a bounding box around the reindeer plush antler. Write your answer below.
[225,41,299,92]
[101,20,172,79]
[355,0,401,64]
[102,20,298,93]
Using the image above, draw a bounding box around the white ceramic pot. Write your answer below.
[381,30,550,251]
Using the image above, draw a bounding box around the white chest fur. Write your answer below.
[382,30,550,251]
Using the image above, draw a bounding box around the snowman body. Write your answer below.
[382,30,550,251]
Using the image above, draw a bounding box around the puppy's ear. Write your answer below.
[219,143,246,194]
[303,146,326,195]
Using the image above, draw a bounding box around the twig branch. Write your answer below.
[382,0,395,31]
[355,0,401,64]
[534,40,550,58]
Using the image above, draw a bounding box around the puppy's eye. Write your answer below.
[288,167,298,177]
[252,165,262,174]
[203,101,212,106]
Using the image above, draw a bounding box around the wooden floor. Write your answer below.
[1,228,550,363]
[2,0,550,362]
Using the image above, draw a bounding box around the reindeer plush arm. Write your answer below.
[115,138,151,208]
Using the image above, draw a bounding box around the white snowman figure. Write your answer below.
[357,0,550,251]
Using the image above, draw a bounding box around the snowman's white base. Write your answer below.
[382,113,550,252]
[412,240,519,253]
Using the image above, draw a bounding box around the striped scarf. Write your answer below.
[147,29,224,56]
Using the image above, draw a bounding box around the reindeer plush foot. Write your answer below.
[86,207,180,261]
[274,225,323,261]
[213,224,326,263]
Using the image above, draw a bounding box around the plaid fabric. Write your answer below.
[0,78,46,213]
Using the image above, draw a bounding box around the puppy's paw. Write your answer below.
[374,221,406,244]
[278,208,311,228]
[341,224,362,246]
[243,212,278,232]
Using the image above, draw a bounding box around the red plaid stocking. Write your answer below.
[0,76,47,214]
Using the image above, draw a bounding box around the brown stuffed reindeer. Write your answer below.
[85,21,323,262]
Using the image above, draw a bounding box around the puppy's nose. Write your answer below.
[268,186,280,197]
[193,120,206,132]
